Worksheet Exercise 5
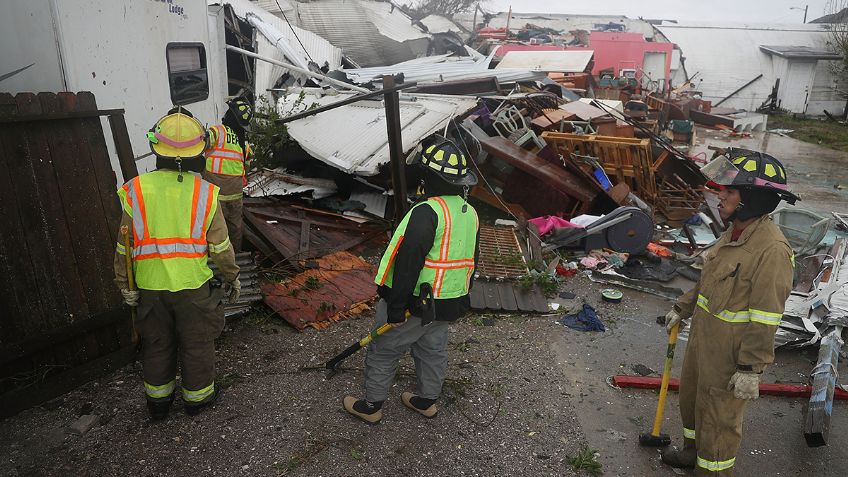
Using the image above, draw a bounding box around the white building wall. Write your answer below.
[0,0,65,94]
[807,60,848,116]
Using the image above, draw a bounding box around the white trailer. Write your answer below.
[0,0,230,180]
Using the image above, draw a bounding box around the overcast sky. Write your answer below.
[484,0,835,23]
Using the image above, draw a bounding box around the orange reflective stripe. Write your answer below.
[131,177,148,241]
[431,197,452,297]
[378,235,404,285]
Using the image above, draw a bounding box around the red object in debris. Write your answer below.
[478,27,508,40]
[647,242,673,258]
[555,264,578,277]
[261,251,377,331]
[612,375,848,400]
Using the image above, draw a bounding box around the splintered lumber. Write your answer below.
[612,375,848,400]
[804,326,845,447]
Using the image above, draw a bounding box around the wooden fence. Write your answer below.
[0,92,138,417]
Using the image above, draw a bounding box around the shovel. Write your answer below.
[639,321,679,447]
[325,283,435,372]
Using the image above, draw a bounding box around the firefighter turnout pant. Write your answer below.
[136,281,225,407]
[219,197,243,253]
[364,299,449,402]
[679,319,749,476]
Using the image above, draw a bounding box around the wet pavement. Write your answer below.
[690,128,848,218]
[556,273,848,477]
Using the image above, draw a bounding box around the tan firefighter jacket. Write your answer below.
[675,215,794,372]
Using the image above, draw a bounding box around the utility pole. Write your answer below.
[792,5,808,23]
[382,75,408,226]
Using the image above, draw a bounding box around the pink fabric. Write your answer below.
[154,132,204,148]
[529,216,582,236]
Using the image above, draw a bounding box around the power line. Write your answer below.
[275,0,315,64]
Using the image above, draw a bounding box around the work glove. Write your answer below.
[121,288,140,307]
[223,278,241,304]
[664,309,683,334]
[727,371,760,400]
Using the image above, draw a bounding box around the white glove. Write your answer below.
[665,309,682,334]
[727,371,760,400]
[121,288,140,307]
[223,278,241,304]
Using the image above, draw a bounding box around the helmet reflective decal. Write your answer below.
[447,153,460,166]
[733,156,747,165]
[763,163,777,178]
[742,159,758,172]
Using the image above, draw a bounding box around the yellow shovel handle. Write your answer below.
[650,322,679,436]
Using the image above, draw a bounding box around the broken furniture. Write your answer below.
[243,197,387,264]
[492,104,547,150]
[543,206,653,254]
[474,135,618,219]
[771,207,831,256]
[468,224,549,313]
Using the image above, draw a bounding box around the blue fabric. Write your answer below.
[593,168,612,191]
[685,214,703,225]
[558,304,605,332]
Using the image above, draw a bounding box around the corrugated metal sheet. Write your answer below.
[340,53,545,84]
[292,0,430,67]
[247,0,293,13]
[495,50,594,72]
[656,23,837,113]
[245,168,338,198]
[217,0,343,99]
[454,12,656,39]
[279,90,478,176]
[421,14,466,34]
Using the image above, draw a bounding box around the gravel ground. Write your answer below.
[0,294,593,476]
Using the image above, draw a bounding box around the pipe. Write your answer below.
[225,45,369,94]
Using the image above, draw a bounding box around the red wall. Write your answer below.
[567,32,674,83]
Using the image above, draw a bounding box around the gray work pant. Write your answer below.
[364,299,450,402]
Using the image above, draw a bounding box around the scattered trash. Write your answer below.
[600,288,623,303]
[558,304,605,332]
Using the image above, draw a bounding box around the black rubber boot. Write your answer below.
[147,396,174,421]
[185,387,221,417]
[343,396,383,424]
[662,437,697,469]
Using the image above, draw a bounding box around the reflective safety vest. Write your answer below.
[117,170,219,292]
[375,196,478,299]
[205,125,245,177]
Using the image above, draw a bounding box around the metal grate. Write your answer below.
[476,224,528,279]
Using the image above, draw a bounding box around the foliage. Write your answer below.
[402,0,481,21]
[517,271,559,298]
[567,446,603,476]
[249,92,317,170]
[824,1,848,85]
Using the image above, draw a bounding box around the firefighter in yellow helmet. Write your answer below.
[662,149,798,475]
[114,107,240,420]
[202,97,253,252]
[343,135,480,424]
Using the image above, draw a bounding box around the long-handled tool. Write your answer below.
[639,322,679,447]
[325,283,435,372]
[121,225,141,349]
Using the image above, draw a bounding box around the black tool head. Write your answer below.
[639,432,671,447]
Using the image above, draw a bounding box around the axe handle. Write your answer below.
[325,322,395,370]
